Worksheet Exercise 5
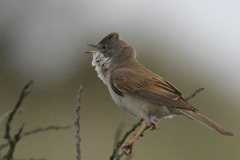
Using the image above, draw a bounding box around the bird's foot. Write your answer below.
[149,124,160,130]
[122,140,134,156]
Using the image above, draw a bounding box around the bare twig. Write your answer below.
[10,158,47,160]
[75,85,82,160]
[3,78,34,160]
[0,109,25,125]
[22,125,71,137]
[113,122,125,148]
[114,147,128,160]
[110,120,142,160]
[0,125,71,152]
[113,87,205,160]
[185,87,204,101]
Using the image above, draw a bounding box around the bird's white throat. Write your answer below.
[92,52,110,84]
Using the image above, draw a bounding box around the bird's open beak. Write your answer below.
[85,44,98,54]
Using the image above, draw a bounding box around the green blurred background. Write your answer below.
[0,0,239,159]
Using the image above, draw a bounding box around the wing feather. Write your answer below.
[111,68,197,111]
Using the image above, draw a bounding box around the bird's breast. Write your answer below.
[92,52,110,84]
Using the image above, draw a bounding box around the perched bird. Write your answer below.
[85,32,235,155]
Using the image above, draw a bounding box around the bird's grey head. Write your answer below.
[86,32,121,57]
[86,32,136,59]
[85,32,136,83]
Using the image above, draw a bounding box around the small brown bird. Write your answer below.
[86,32,235,155]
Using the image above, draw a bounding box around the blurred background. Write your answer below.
[0,0,239,159]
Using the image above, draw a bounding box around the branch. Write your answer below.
[22,125,71,137]
[185,87,204,101]
[12,159,47,160]
[0,109,25,125]
[3,78,34,160]
[113,122,125,148]
[0,125,71,152]
[110,120,142,160]
[11,159,47,160]
[75,85,82,160]
[112,87,204,160]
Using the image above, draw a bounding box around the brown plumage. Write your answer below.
[177,109,235,136]
[111,65,197,111]
[86,32,235,156]
[110,65,234,136]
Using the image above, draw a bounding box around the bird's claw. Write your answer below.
[122,140,133,156]
[149,124,160,130]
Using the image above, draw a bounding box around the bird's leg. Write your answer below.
[122,122,149,156]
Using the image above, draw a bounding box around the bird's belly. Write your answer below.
[109,90,150,120]
[107,85,174,123]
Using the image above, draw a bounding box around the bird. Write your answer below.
[85,32,235,155]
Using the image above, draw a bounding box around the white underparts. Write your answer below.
[92,52,110,84]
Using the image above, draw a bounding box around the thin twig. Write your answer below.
[113,87,205,160]
[22,125,71,137]
[110,120,143,160]
[113,122,125,148]
[111,123,125,160]
[3,78,34,160]
[13,158,47,160]
[0,109,25,125]
[0,125,71,152]
[75,85,82,160]
[185,87,204,101]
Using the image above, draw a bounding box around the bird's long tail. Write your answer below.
[176,109,235,136]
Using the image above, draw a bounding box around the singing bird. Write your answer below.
[86,32,235,155]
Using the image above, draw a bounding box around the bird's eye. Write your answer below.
[102,44,107,51]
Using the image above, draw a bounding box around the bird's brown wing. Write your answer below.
[110,68,197,111]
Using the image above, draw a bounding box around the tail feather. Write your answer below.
[177,109,235,137]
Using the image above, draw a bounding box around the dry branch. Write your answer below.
[0,109,25,125]
[0,125,71,151]
[75,85,83,160]
[185,87,204,101]
[3,78,34,160]
[110,120,142,160]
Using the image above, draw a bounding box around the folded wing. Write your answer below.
[110,68,197,111]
